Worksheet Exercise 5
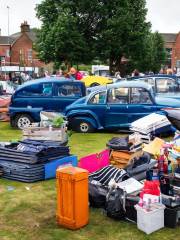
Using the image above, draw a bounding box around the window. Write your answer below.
[107,87,128,104]
[88,91,106,104]
[16,83,53,97]
[55,84,82,97]
[130,88,152,104]
[141,78,155,87]
[27,49,32,61]
[156,78,178,93]
[6,49,10,57]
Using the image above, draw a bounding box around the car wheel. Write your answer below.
[14,114,33,129]
[71,118,95,133]
[90,82,100,87]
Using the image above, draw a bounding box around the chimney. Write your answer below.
[20,21,30,33]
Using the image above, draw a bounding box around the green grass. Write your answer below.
[0,122,179,240]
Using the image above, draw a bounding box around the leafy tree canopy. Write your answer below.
[35,0,165,74]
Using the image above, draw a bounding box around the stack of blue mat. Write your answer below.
[0,139,70,182]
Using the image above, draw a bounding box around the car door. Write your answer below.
[104,87,129,128]
[85,90,107,127]
[53,82,83,112]
[128,87,157,124]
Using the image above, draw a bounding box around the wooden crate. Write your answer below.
[22,125,67,142]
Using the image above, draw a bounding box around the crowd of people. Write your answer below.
[45,67,83,81]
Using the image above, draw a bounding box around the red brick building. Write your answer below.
[0,21,45,74]
[161,32,180,70]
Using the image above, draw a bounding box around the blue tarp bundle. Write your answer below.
[0,139,70,182]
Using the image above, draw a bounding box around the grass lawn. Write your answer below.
[0,122,179,240]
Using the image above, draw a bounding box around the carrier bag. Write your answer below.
[105,187,126,220]
[89,180,108,208]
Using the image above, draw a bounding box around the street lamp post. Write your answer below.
[7,6,10,44]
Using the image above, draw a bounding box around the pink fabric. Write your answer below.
[76,72,83,80]
[78,149,110,173]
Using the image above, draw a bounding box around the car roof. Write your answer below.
[16,77,84,90]
[88,81,152,93]
[129,74,178,80]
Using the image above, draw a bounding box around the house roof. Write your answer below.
[161,33,177,43]
[0,29,37,45]
[11,30,37,42]
[0,36,14,45]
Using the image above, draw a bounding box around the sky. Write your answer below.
[0,0,180,36]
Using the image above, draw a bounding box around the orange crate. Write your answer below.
[56,166,89,230]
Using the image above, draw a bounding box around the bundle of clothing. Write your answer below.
[0,139,70,182]
[107,136,142,152]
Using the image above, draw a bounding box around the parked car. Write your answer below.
[128,74,180,100]
[81,76,113,87]
[9,77,86,128]
[65,81,180,133]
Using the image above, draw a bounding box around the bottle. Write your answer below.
[168,161,172,174]
[146,198,151,212]
[158,148,165,176]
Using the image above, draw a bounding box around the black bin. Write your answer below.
[164,206,180,228]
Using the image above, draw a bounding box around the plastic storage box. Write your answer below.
[45,155,78,179]
[56,166,89,230]
[135,204,165,234]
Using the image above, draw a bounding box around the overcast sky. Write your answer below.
[0,0,180,35]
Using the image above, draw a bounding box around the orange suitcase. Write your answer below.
[56,166,89,230]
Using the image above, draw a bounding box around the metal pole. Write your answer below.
[7,6,10,44]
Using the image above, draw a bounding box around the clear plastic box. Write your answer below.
[135,204,165,234]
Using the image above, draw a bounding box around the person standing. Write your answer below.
[69,67,83,80]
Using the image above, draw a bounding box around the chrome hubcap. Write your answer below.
[17,117,31,129]
[80,122,89,132]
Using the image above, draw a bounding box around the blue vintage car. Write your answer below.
[65,81,180,133]
[128,74,180,100]
[9,77,86,128]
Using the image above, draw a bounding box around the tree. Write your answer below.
[36,0,163,75]
[150,32,166,73]
[96,0,151,75]
[139,32,166,73]
[35,0,101,68]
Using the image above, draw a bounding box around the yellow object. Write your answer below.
[56,166,89,230]
[82,76,113,87]
[143,137,165,156]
